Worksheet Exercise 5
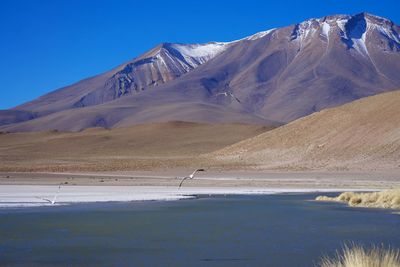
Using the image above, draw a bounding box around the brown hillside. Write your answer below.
[0,122,271,172]
[212,91,400,171]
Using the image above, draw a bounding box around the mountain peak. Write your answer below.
[320,12,392,24]
[288,12,399,47]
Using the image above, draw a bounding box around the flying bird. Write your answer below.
[178,169,205,189]
[36,184,62,205]
[215,91,241,103]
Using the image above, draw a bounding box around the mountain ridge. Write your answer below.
[2,12,400,132]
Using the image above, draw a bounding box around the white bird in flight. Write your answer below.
[36,184,62,205]
[215,91,241,103]
[178,169,205,189]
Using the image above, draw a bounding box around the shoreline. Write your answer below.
[0,184,379,208]
[0,170,397,208]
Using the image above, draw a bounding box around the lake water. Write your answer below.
[0,193,399,267]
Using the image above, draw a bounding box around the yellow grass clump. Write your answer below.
[316,189,400,210]
[320,245,400,267]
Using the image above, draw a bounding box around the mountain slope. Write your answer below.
[1,100,275,132]
[15,42,229,114]
[2,12,400,131]
[0,110,37,126]
[212,90,400,171]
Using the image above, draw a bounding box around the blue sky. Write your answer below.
[0,0,399,109]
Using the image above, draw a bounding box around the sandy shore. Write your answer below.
[0,185,378,208]
[0,170,398,208]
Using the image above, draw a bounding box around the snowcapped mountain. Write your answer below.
[13,29,276,115]
[71,42,229,108]
[105,43,227,94]
[2,13,400,131]
[17,42,230,114]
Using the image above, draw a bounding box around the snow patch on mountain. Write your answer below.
[375,25,400,44]
[230,28,276,43]
[290,19,320,51]
[321,22,331,40]
[336,18,348,33]
[170,42,228,67]
[351,32,369,57]
[245,29,276,41]
[167,28,279,66]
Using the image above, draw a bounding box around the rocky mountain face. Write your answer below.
[73,42,229,108]
[1,13,400,132]
[14,42,229,115]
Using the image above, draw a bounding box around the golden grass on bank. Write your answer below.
[320,245,400,267]
[316,189,400,210]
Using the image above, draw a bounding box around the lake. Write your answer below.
[0,193,399,267]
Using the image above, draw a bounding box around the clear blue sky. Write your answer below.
[1,0,399,109]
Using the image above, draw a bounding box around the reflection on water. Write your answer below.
[0,193,399,267]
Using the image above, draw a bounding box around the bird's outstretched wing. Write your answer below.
[35,196,52,204]
[179,169,206,188]
[51,184,62,204]
[178,177,190,189]
[190,168,205,177]
[36,184,62,204]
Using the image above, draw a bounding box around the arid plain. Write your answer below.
[1,92,399,190]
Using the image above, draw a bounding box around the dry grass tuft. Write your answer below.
[320,245,400,267]
[316,189,400,210]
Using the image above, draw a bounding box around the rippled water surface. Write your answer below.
[1,193,399,267]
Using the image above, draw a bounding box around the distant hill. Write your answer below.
[0,122,272,172]
[212,91,400,171]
